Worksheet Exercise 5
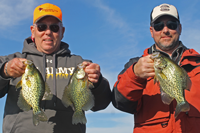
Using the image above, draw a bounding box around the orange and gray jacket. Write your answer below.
[112,41,200,133]
[0,37,111,133]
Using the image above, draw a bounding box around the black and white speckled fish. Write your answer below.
[16,60,53,126]
[151,52,191,118]
[62,63,94,125]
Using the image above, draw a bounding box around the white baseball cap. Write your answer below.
[150,3,179,24]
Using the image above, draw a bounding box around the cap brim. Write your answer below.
[151,14,179,24]
[34,15,62,24]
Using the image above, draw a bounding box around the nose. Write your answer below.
[162,25,170,34]
[45,27,52,35]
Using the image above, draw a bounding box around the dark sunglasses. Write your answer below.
[152,21,179,31]
[36,23,60,32]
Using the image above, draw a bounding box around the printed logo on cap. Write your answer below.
[38,7,58,12]
[160,5,170,11]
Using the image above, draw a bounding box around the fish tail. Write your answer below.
[33,109,48,126]
[175,101,190,118]
[72,110,87,125]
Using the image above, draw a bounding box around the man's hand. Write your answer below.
[82,61,101,83]
[3,58,27,78]
[134,55,155,79]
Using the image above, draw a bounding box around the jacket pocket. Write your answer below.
[135,94,170,126]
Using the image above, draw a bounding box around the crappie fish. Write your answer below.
[150,52,191,118]
[16,60,53,126]
[62,63,94,125]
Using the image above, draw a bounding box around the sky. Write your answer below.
[1,0,200,133]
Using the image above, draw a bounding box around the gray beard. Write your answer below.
[156,40,179,51]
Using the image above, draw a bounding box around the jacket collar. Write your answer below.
[147,41,188,65]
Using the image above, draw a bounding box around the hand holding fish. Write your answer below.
[3,58,27,78]
[82,61,100,83]
[134,55,155,79]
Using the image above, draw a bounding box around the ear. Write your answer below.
[30,25,35,39]
[150,26,154,38]
[178,23,182,35]
[61,27,65,40]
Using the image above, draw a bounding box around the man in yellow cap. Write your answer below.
[0,3,111,133]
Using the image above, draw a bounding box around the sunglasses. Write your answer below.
[35,23,60,32]
[152,21,179,31]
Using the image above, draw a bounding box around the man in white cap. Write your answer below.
[112,3,200,133]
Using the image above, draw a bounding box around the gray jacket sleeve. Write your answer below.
[0,52,23,98]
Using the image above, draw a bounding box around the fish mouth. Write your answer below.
[23,60,33,65]
[151,52,160,59]
[76,63,86,79]
[77,63,86,69]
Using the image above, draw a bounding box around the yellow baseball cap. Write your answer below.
[33,3,62,24]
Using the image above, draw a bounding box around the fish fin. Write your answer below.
[175,101,190,119]
[42,83,53,100]
[88,81,94,89]
[16,80,22,90]
[185,75,191,91]
[159,72,168,80]
[72,110,87,125]
[24,76,32,88]
[160,88,174,105]
[17,91,31,111]
[181,68,191,91]
[33,113,39,126]
[82,90,95,111]
[186,77,191,91]
[61,86,73,109]
[154,76,158,84]
[33,110,48,126]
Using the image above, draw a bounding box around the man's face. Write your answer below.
[150,16,182,54]
[31,16,65,54]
